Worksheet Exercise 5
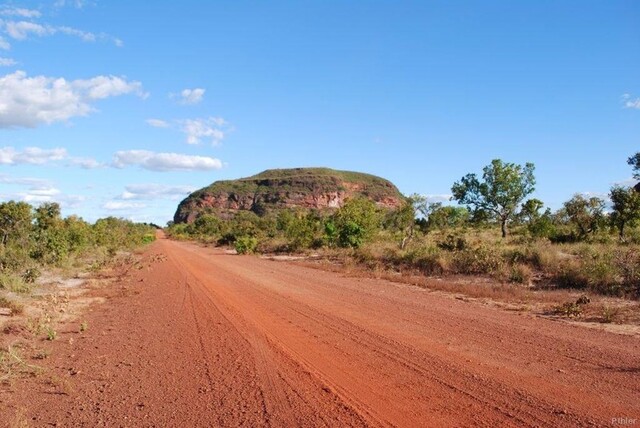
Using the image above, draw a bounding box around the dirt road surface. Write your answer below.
[3,236,639,427]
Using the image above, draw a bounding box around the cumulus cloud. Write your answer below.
[0,146,67,164]
[622,93,640,109]
[180,117,226,145]
[173,88,205,105]
[0,57,16,66]
[146,118,170,128]
[120,184,195,200]
[0,37,10,50]
[112,150,223,172]
[0,71,145,128]
[22,186,60,202]
[103,201,147,211]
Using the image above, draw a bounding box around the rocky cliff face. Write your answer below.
[173,168,405,224]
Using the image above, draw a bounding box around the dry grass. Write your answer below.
[297,243,640,327]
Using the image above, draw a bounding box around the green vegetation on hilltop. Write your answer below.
[174,167,405,223]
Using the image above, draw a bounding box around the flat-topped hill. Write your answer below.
[173,167,405,224]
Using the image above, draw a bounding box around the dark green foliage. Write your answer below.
[452,159,535,238]
[0,201,155,277]
[332,198,381,248]
[235,236,258,254]
[562,194,605,239]
[627,152,640,180]
[610,186,640,239]
[426,204,470,231]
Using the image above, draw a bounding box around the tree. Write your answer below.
[451,159,536,238]
[424,204,469,231]
[387,194,428,249]
[610,186,640,239]
[562,194,605,238]
[331,198,381,248]
[627,152,640,180]
[0,201,32,247]
[519,198,545,224]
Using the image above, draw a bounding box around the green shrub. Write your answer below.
[235,236,258,254]
[0,273,31,294]
[509,263,533,284]
[452,245,504,275]
[554,301,583,317]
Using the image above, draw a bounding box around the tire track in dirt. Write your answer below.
[169,239,639,427]
[3,237,638,427]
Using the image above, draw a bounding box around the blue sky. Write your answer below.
[0,0,638,225]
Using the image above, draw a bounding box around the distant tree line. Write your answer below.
[0,201,155,285]
[167,152,640,297]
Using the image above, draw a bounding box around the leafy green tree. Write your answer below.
[425,204,470,231]
[64,215,92,253]
[519,198,544,224]
[0,201,32,247]
[386,194,428,249]
[193,214,222,236]
[562,194,605,238]
[32,202,68,264]
[627,152,640,180]
[332,198,381,248]
[610,186,640,239]
[451,159,536,238]
[0,201,33,271]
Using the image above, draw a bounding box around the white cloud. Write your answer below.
[146,118,170,128]
[15,185,61,203]
[424,194,453,203]
[57,26,96,42]
[0,57,16,66]
[0,71,144,128]
[1,18,120,46]
[112,150,223,172]
[120,184,195,200]
[0,7,41,18]
[54,0,92,8]
[180,117,226,145]
[174,88,205,105]
[103,201,147,211]
[69,156,103,169]
[612,177,638,187]
[0,146,67,164]
[0,37,10,50]
[622,93,640,109]
[0,174,51,188]
[4,21,52,40]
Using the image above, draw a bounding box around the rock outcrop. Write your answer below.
[173,168,405,224]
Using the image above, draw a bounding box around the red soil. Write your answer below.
[2,236,639,427]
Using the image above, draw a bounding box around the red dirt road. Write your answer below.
[4,236,640,427]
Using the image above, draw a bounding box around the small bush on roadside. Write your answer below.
[554,301,583,317]
[452,245,505,276]
[509,264,533,284]
[0,273,31,294]
[0,297,24,316]
[235,236,258,254]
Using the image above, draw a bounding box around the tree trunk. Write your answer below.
[501,219,508,238]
